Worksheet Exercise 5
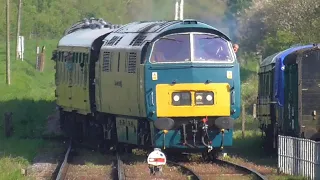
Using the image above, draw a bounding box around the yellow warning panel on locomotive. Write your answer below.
[156,83,231,117]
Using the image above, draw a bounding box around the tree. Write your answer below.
[238,0,320,55]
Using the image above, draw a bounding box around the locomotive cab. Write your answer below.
[143,24,241,150]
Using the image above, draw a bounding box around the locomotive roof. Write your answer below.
[284,44,320,65]
[260,51,284,67]
[58,28,115,47]
[260,44,315,67]
[112,20,229,38]
[100,20,231,49]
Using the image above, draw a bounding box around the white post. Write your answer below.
[175,0,179,20]
[17,36,21,60]
[179,0,184,20]
[18,36,24,61]
[36,46,40,70]
[21,36,24,61]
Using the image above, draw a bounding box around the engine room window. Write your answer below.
[193,34,234,62]
[150,34,191,63]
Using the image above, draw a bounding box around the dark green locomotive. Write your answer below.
[283,45,320,141]
[256,44,320,153]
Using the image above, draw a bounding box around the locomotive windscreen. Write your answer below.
[150,33,235,63]
[150,34,191,63]
[301,49,320,138]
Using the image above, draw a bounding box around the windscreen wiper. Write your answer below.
[160,37,182,42]
[199,36,226,41]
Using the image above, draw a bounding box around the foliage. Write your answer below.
[263,30,299,57]
[0,0,231,39]
[224,0,253,40]
[238,0,320,56]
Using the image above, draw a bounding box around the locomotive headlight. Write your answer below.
[172,92,191,106]
[195,92,214,105]
[173,94,180,102]
[206,94,213,101]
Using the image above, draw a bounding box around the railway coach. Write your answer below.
[256,43,320,153]
[52,18,241,158]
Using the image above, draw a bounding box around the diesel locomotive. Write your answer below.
[256,44,320,153]
[52,18,241,157]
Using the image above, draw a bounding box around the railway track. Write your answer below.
[51,142,267,180]
[213,158,268,180]
[52,139,72,180]
[166,159,268,180]
[116,153,125,180]
[52,140,116,180]
[167,153,268,180]
[167,160,201,180]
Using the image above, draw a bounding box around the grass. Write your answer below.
[232,116,307,180]
[0,38,58,179]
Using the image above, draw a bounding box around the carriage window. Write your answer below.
[150,34,191,63]
[193,34,234,62]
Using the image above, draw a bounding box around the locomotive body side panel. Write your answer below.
[300,49,320,139]
[97,34,143,116]
[284,47,320,139]
[283,46,320,139]
[138,65,147,117]
[257,64,275,130]
[283,60,299,136]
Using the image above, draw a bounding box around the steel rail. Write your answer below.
[117,153,125,180]
[214,159,268,180]
[167,160,201,180]
[54,139,72,180]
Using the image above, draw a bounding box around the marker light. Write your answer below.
[196,95,202,100]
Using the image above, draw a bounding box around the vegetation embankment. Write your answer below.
[0,39,58,179]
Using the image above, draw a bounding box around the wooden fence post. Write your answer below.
[4,112,13,138]
[242,103,246,139]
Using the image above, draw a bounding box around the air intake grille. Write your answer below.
[127,52,137,73]
[102,52,112,72]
